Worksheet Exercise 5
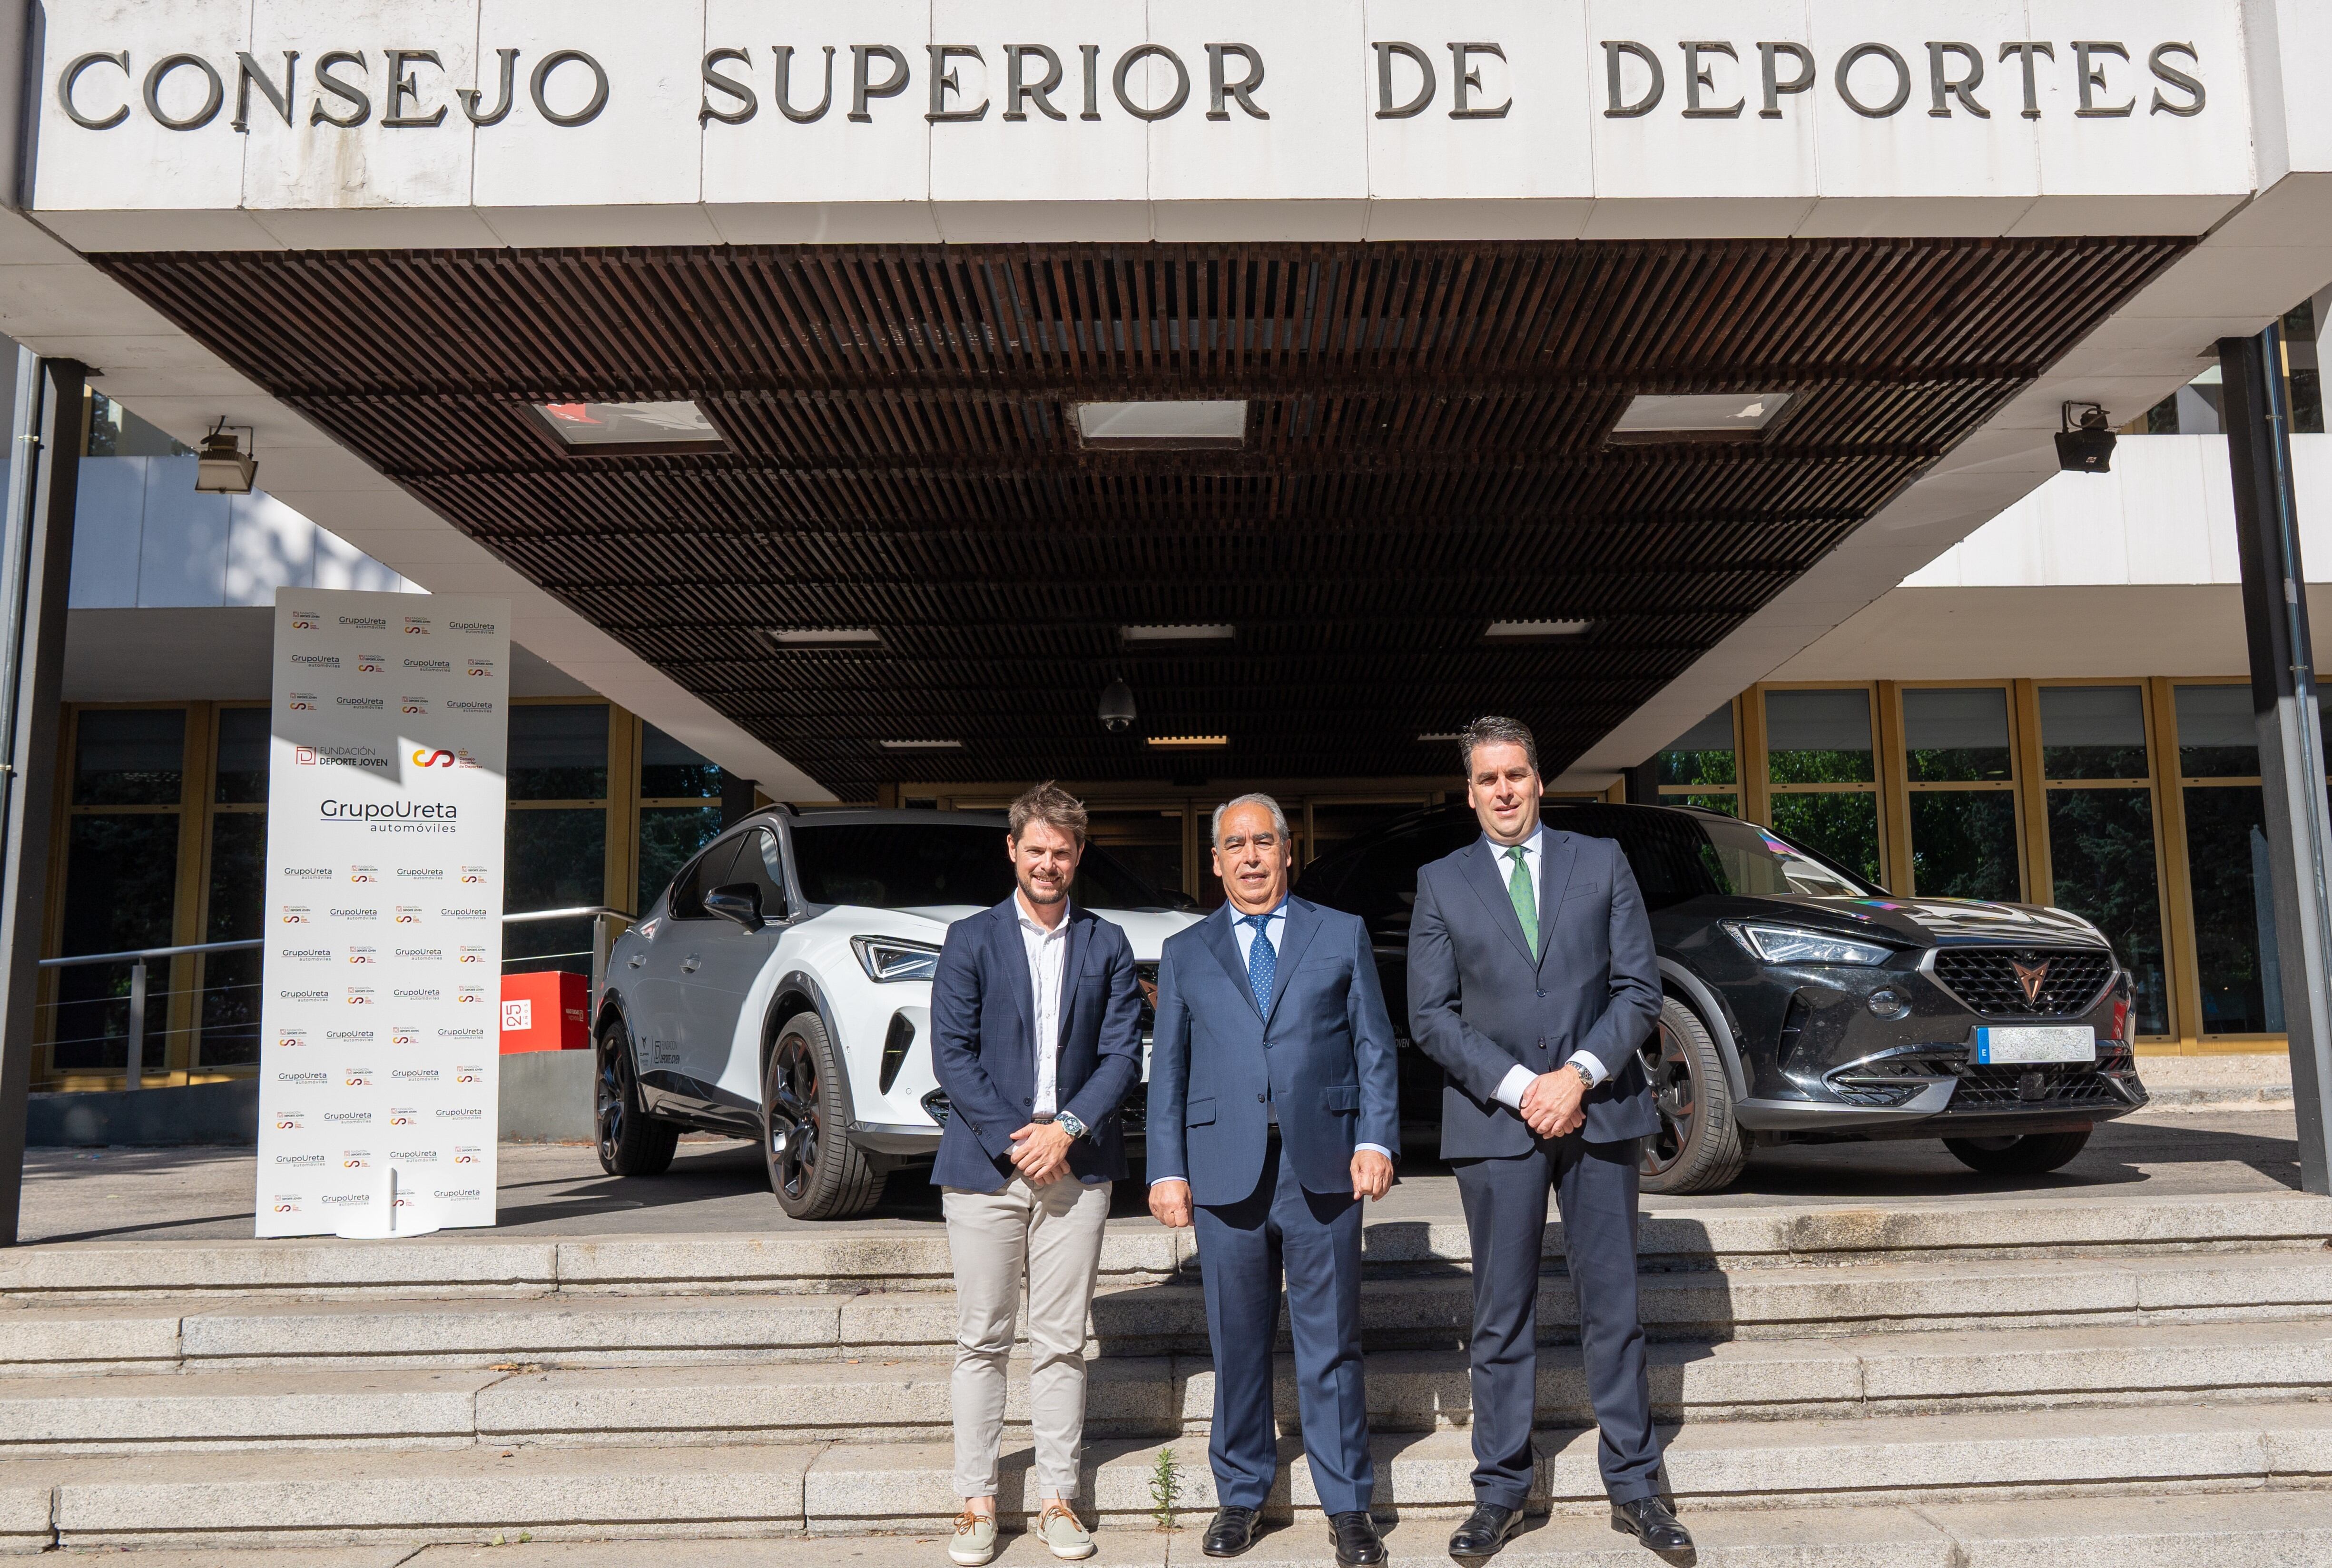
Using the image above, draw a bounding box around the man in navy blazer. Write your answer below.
[929,784,1142,1566]
[1407,717,1692,1560]
[1148,794,1399,1568]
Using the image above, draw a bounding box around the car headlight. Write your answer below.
[851,936,942,984]
[1726,921,1893,966]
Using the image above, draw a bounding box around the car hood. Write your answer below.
[1703,894,2113,950]
[842,903,1201,960]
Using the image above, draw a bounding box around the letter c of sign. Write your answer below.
[59,51,131,130]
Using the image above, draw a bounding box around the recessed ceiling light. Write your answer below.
[1417,732,1462,742]
[530,399,726,452]
[1146,734,1229,750]
[1075,401,1248,450]
[1121,624,1235,644]
[1484,620,1592,640]
[768,627,881,646]
[1608,391,1791,445]
[878,738,963,750]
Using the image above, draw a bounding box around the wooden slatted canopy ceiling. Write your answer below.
[96,238,2185,791]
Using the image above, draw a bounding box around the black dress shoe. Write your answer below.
[1203,1505,1260,1557]
[1328,1510,1386,1567]
[1448,1502,1524,1559]
[1611,1496,1693,1551]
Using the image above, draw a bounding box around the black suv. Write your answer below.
[1298,801,2148,1194]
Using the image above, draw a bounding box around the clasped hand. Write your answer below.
[1008,1121,1074,1185]
[1148,1149,1396,1229]
[1519,1067,1587,1139]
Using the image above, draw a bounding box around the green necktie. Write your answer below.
[1504,844,1537,953]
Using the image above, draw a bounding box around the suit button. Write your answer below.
[1023,1098,1033,1107]
[1257,1093,1267,1103]
[1536,989,1546,998]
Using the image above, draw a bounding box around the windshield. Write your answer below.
[1568,806,1877,906]
[788,822,1172,912]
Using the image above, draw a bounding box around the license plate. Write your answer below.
[1972,1025,2096,1065]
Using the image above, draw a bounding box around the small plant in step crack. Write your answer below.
[1150,1446,1181,1531]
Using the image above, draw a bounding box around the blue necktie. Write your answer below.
[1241,913,1277,1016]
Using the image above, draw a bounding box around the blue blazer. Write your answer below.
[927,898,1143,1192]
[1407,826,1663,1156]
[1147,896,1400,1206]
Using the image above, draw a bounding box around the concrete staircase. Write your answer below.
[0,1190,2328,1553]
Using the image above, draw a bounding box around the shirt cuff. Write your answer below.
[1148,1174,1188,1187]
[1569,1050,1608,1088]
[1356,1143,1394,1161]
[1493,1064,1537,1109]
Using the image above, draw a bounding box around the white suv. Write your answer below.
[597,808,1200,1219]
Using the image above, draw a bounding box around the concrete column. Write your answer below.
[0,356,88,1245]
[1621,761,1660,805]
[2221,327,2332,1195]
[720,773,761,828]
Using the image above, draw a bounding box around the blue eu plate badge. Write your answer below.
[1971,1026,2096,1065]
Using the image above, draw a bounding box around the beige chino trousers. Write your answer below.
[942,1173,1113,1500]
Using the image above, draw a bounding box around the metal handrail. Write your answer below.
[37,905,635,1091]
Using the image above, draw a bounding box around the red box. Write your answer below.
[500,970,591,1053]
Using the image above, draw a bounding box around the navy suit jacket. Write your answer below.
[927,898,1143,1192]
[1407,826,1663,1156]
[1147,896,1400,1206]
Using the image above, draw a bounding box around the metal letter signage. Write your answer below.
[255,588,510,1240]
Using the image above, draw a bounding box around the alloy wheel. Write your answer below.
[1637,1013,1700,1179]
[596,1031,631,1163]
[767,1033,823,1203]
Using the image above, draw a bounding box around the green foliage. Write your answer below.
[1150,1446,1181,1529]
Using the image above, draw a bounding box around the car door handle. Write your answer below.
[682,955,701,973]
[628,955,644,968]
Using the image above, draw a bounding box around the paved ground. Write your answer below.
[14,1105,2302,1248]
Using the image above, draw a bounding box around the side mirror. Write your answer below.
[704,882,765,932]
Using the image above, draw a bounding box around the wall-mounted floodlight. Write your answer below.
[2055,403,2116,473]
[193,419,256,493]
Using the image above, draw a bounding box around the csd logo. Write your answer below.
[392,1031,419,1046]
[396,913,419,924]
[390,1112,416,1126]
[273,1201,300,1213]
[412,749,455,768]
[287,698,315,711]
[348,952,374,964]
[460,872,483,884]
[357,658,384,673]
[350,871,376,883]
[456,1069,481,1084]
[404,624,428,634]
[402,702,427,715]
[454,1151,479,1164]
[274,1116,302,1131]
[290,616,317,630]
[343,1156,369,1168]
[458,952,482,963]
[282,912,308,924]
[346,994,374,1005]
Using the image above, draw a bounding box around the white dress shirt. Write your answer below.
[1483,832,1611,1113]
[1015,892,1072,1117]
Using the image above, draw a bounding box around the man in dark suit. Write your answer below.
[1148,793,1400,1568]
[1407,717,1693,1559]
[930,782,1143,1567]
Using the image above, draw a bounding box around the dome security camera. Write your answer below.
[1099,678,1137,734]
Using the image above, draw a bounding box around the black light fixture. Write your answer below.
[1098,678,1137,735]
[2055,403,2116,474]
[193,418,256,494]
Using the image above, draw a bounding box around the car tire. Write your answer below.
[1637,994,1749,1196]
[1942,1128,2092,1175]
[764,1012,883,1221]
[596,1015,679,1178]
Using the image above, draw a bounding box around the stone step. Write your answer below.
[9,1244,2331,1377]
[5,1320,2332,1455]
[10,1399,2332,1547]
[32,1489,2332,1566]
[6,1190,2325,1303]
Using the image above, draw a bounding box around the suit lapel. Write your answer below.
[1201,906,1262,1020]
[1535,827,1577,968]
[997,900,1035,1044]
[1261,898,1321,1031]
[1056,907,1088,1051]
[1463,839,1537,965]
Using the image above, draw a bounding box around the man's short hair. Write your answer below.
[1212,792,1291,848]
[1008,780,1089,845]
[1460,715,1540,777]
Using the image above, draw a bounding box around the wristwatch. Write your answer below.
[1567,1061,1595,1089]
[1054,1110,1089,1141]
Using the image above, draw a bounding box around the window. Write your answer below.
[1656,704,1738,815]
[638,722,726,916]
[53,709,187,1075]
[506,702,610,976]
[1764,688,1882,887]
[2039,685,2169,1035]
[199,706,269,1066]
[1902,687,2019,901]
[788,822,1166,912]
[2174,684,2277,1035]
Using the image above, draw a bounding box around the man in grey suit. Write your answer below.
[1148,794,1400,1567]
[1406,717,1692,1560]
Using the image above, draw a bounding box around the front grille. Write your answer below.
[1931,947,2116,1017]
[1826,1043,2136,1110]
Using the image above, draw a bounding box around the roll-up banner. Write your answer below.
[254,588,511,1239]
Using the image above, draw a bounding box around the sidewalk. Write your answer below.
[14,1105,2302,1250]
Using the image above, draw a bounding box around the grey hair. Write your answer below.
[1212,792,1292,847]
[1459,714,1540,776]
